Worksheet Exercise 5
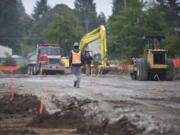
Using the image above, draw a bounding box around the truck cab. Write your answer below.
[27,44,65,75]
[38,45,65,74]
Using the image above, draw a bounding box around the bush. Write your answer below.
[2,54,16,66]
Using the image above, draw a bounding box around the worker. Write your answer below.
[69,42,84,88]
[84,51,93,75]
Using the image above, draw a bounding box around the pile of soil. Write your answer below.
[0,94,142,135]
[29,107,85,129]
[0,94,41,119]
[29,96,141,135]
[0,94,41,135]
[29,109,141,135]
[78,116,142,135]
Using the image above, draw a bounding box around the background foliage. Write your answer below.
[0,0,179,60]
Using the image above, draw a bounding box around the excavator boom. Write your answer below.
[79,25,108,67]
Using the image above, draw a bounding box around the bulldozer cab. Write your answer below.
[143,36,168,66]
[143,36,165,49]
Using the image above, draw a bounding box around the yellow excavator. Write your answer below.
[79,25,110,74]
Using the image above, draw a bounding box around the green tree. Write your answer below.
[97,12,106,26]
[27,4,74,46]
[21,16,34,36]
[17,0,26,16]
[108,0,170,58]
[2,53,16,66]
[143,5,171,36]
[112,0,131,14]
[74,0,98,33]
[43,12,82,55]
[163,36,180,58]
[157,0,180,28]
[32,0,50,20]
[0,0,22,54]
[20,15,35,56]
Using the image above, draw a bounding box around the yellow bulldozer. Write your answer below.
[129,36,175,81]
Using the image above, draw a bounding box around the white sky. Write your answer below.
[22,0,113,17]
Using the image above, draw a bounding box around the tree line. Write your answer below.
[108,0,180,59]
[0,0,106,56]
[0,0,179,59]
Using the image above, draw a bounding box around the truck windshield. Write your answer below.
[40,48,60,55]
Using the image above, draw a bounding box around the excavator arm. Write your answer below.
[79,25,108,67]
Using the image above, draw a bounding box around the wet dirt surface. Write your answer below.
[0,72,180,135]
[0,94,39,135]
[0,93,141,135]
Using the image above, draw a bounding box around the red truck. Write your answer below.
[27,44,65,75]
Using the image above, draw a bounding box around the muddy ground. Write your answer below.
[0,71,180,135]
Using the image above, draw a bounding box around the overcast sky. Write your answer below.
[22,0,113,17]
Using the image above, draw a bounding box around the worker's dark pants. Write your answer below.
[71,66,81,87]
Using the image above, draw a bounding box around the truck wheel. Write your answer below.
[166,59,175,81]
[28,66,33,75]
[40,67,44,75]
[137,58,148,81]
[32,66,36,75]
[130,72,136,80]
[28,66,31,75]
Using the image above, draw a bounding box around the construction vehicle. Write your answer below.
[129,36,175,81]
[27,44,65,75]
[79,25,109,74]
[61,56,69,68]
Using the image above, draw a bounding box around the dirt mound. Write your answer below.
[29,107,85,129]
[0,94,42,135]
[77,116,141,135]
[0,94,142,135]
[0,94,41,119]
[29,96,141,135]
[29,107,141,135]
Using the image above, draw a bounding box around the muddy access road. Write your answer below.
[0,73,180,135]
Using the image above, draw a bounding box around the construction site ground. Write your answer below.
[0,70,180,135]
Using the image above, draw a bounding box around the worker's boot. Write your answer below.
[77,81,80,88]
[74,81,77,87]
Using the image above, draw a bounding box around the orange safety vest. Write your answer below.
[72,50,81,64]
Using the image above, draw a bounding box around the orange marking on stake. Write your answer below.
[0,66,20,101]
[40,86,47,114]
[40,96,45,114]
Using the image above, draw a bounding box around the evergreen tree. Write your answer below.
[157,0,180,28]
[74,0,97,33]
[28,4,74,46]
[0,0,22,54]
[17,0,26,16]
[112,0,130,14]
[97,12,106,26]
[2,53,16,66]
[32,0,50,20]
[108,0,170,58]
